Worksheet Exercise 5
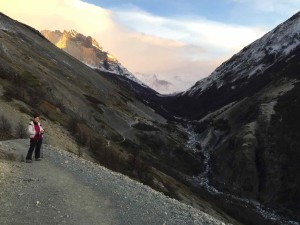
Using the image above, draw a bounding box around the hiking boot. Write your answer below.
[35,158,41,161]
[26,159,32,163]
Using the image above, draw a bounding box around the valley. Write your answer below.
[1,10,300,225]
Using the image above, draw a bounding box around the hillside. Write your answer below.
[0,10,196,185]
[0,139,228,225]
[163,11,300,225]
[0,12,239,225]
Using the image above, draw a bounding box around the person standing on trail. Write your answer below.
[25,114,44,163]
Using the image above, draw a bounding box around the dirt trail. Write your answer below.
[0,140,116,225]
[0,139,228,225]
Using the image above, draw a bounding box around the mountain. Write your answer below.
[41,29,177,121]
[41,29,151,90]
[2,10,300,225]
[41,30,178,95]
[163,11,300,224]
[165,12,300,120]
[41,29,165,114]
[0,12,239,225]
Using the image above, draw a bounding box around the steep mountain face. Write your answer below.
[41,30,172,120]
[166,12,300,120]
[164,12,300,224]
[41,30,152,91]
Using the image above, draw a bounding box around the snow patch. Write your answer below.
[248,64,265,78]
[97,62,150,89]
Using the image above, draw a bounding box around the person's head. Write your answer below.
[33,114,40,123]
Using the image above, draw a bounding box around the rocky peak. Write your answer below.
[41,29,151,90]
[59,29,105,52]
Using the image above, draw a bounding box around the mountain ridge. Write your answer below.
[163,11,300,121]
[184,11,300,98]
[41,29,153,91]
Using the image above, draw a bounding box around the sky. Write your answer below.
[1,0,299,93]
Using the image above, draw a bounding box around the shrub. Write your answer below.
[0,115,12,134]
[15,120,27,138]
[0,115,13,140]
[77,131,88,146]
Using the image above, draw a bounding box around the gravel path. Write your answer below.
[0,139,229,225]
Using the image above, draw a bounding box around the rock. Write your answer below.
[0,148,24,162]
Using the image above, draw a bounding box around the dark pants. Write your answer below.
[26,139,43,160]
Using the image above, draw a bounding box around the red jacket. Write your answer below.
[28,121,44,139]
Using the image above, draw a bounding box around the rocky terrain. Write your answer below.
[0,139,228,225]
[0,11,200,188]
[0,12,239,225]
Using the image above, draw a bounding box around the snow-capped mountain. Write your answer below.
[184,12,300,98]
[162,11,300,225]
[41,30,150,89]
[163,12,300,121]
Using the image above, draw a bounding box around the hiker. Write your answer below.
[25,114,44,163]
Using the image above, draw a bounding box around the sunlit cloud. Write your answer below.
[0,0,268,93]
[113,7,266,53]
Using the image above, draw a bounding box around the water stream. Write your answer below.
[184,123,299,225]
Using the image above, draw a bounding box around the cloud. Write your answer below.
[113,7,266,53]
[0,0,268,93]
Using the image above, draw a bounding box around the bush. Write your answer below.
[0,115,13,140]
[15,120,27,138]
[67,118,79,134]
[128,153,153,185]
[0,115,12,134]
[77,131,88,146]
